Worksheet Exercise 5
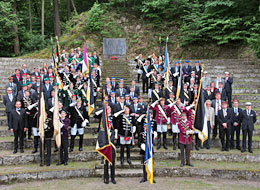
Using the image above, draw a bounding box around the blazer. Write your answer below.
[230,107,243,126]
[9,108,27,131]
[224,77,233,93]
[3,94,16,112]
[241,109,257,131]
[218,109,232,128]
[211,99,223,116]
[182,65,192,76]
[5,83,18,96]
[205,105,215,127]
[215,88,226,101]
[43,84,53,101]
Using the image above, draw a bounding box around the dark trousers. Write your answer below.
[60,137,69,163]
[14,128,24,151]
[24,115,32,139]
[203,121,211,148]
[142,79,148,93]
[219,126,230,150]
[137,74,141,83]
[6,112,11,130]
[231,124,241,149]
[180,143,191,165]
[242,128,253,151]
[213,116,219,138]
[120,144,131,162]
[226,91,232,108]
[172,77,178,88]
[40,138,52,165]
[104,150,115,181]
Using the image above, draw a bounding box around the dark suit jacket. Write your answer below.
[111,82,118,91]
[9,108,27,131]
[128,85,140,96]
[241,110,257,131]
[43,84,53,101]
[182,65,192,76]
[164,86,177,99]
[218,109,232,128]
[170,66,181,78]
[152,89,163,102]
[3,94,16,112]
[138,102,148,114]
[230,107,243,126]
[204,90,214,100]
[193,66,202,79]
[215,88,226,101]
[224,77,233,93]
[5,83,18,96]
[12,74,21,84]
[115,88,127,97]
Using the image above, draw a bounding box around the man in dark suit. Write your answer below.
[192,61,202,84]
[9,101,27,154]
[170,61,181,88]
[224,72,233,108]
[164,80,176,99]
[32,68,40,77]
[218,101,231,151]
[128,80,140,96]
[215,82,226,101]
[17,84,28,101]
[43,78,53,103]
[130,97,142,144]
[18,73,29,91]
[138,96,148,114]
[180,83,191,106]
[241,102,257,153]
[115,83,127,97]
[129,86,139,101]
[182,60,192,83]
[211,93,223,140]
[204,85,214,100]
[12,69,21,85]
[20,64,30,75]
[3,87,16,130]
[230,99,242,150]
[111,77,118,91]
[151,83,163,103]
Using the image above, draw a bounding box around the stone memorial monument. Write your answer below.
[103,38,126,60]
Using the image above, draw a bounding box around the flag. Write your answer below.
[52,46,63,89]
[164,37,169,72]
[96,101,115,165]
[144,108,154,185]
[193,67,208,143]
[38,83,46,141]
[53,86,61,148]
[176,64,182,98]
[82,43,89,75]
[87,62,94,115]
[56,36,62,63]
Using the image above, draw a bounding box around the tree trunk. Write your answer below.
[29,0,32,32]
[41,0,44,40]
[70,0,78,15]
[13,0,20,56]
[53,0,61,36]
[67,0,71,19]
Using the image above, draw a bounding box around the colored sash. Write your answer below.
[123,114,132,125]
[152,89,160,100]
[174,105,181,115]
[158,105,168,120]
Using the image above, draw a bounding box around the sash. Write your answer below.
[142,64,148,74]
[123,114,132,125]
[108,116,114,129]
[180,121,191,131]
[184,90,189,99]
[167,99,174,104]
[174,105,181,115]
[75,106,85,121]
[64,72,71,83]
[153,64,159,72]
[151,74,157,81]
[158,105,168,120]
[152,89,160,100]
[166,86,172,93]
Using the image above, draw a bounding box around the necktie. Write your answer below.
[135,105,137,113]
[16,109,20,115]
[247,110,250,116]
[9,94,13,101]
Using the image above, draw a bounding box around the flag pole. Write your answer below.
[188,64,204,165]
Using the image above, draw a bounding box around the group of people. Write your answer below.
[2,48,257,184]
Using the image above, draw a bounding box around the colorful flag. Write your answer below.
[144,108,154,184]
[96,101,115,165]
[176,64,182,98]
[82,43,89,75]
[87,61,94,115]
[38,83,46,141]
[53,86,61,148]
[164,37,169,72]
[52,46,63,89]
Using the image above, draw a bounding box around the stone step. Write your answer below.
[233,94,260,101]
[95,168,143,177]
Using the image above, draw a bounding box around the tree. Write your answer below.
[53,0,61,36]
[67,0,71,19]
[12,0,20,56]
[41,0,44,40]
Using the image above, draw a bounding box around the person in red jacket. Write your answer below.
[150,98,170,150]
[178,112,194,167]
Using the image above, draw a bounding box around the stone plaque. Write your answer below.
[103,38,126,56]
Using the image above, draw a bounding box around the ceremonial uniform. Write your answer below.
[178,119,193,166]
[21,96,35,140]
[68,105,88,152]
[151,88,163,103]
[60,117,71,165]
[230,107,242,149]
[218,108,232,151]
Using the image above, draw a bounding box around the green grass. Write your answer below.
[0,161,97,175]
[156,160,260,171]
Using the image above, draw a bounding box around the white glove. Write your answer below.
[95,109,103,116]
[78,84,83,90]
[28,103,38,110]
[114,110,124,117]
[131,126,136,133]
[81,119,89,127]
[137,114,146,123]
[190,130,195,135]
[44,124,48,129]
[151,100,159,108]
[115,129,118,139]
[49,107,54,112]
[141,143,146,151]
[173,72,179,77]
[69,102,77,107]
[153,131,158,139]
[63,85,69,91]
[97,87,100,92]
[168,101,176,108]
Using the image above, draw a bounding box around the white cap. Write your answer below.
[225,72,229,74]
[245,102,252,106]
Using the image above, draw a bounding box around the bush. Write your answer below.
[85,2,105,33]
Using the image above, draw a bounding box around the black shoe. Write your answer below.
[111,179,116,184]
[236,147,241,150]
[13,150,17,154]
[79,147,83,151]
[140,179,147,183]
[69,148,73,152]
[225,148,229,152]
[64,162,68,166]
[127,159,132,165]
[32,149,37,153]
[104,179,109,184]
[221,148,225,151]
[46,163,50,166]
[153,179,156,183]
[249,150,253,153]
[241,149,245,153]
[157,144,161,150]
[121,159,124,165]
[40,163,43,167]
[163,144,168,150]
[180,164,184,167]
[54,148,58,153]
[187,164,194,167]
[195,146,199,151]
[20,149,24,153]
[206,146,210,149]
[28,137,33,141]
[24,138,27,142]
